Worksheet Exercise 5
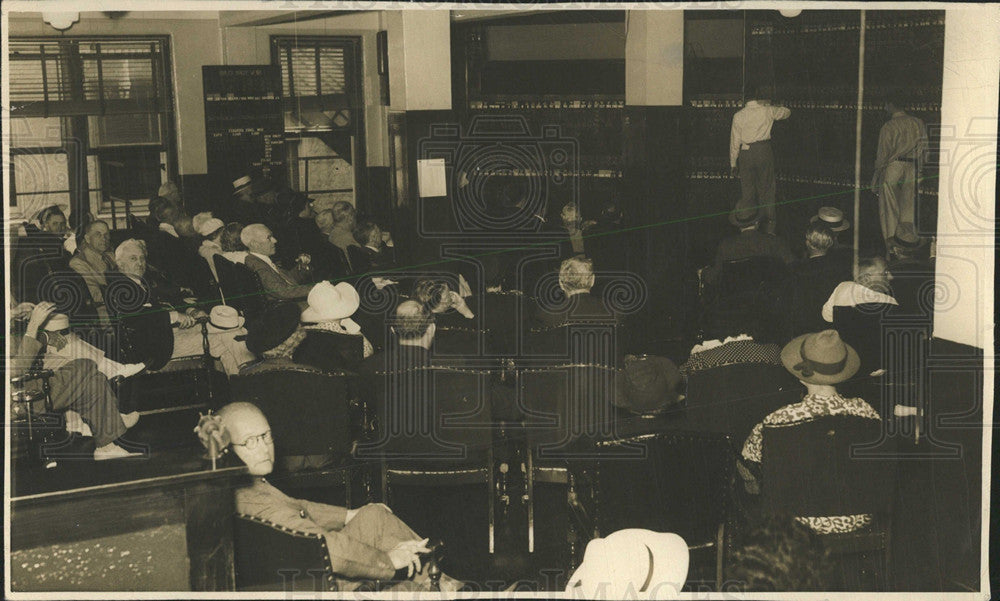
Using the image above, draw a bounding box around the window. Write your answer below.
[271,36,364,208]
[8,37,175,223]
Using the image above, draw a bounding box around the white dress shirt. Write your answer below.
[822,281,898,323]
[730,100,792,168]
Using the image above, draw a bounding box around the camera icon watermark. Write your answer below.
[417,115,579,235]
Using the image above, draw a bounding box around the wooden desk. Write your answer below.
[10,448,249,592]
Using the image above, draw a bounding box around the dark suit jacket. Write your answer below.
[103,270,178,369]
[888,258,935,318]
[293,330,365,374]
[244,253,309,303]
[145,230,206,293]
[348,244,396,276]
[791,253,853,336]
[714,230,795,266]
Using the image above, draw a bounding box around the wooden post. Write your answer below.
[853,11,866,278]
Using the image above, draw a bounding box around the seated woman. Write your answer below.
[293,281,373,373]
[737,329,881,535]
[207,401,461,591]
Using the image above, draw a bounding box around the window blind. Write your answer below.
[9,39,169,117]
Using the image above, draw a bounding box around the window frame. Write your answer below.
[269,35,366,207]
[8,35,178,224]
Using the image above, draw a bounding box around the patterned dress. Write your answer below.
[739,392,882,534]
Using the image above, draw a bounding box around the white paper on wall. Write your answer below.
[417,158,447,198]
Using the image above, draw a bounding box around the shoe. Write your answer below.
[64,410,93,437]
[94,443,142,461]
[118,363,146,378]
[121,412,140,429]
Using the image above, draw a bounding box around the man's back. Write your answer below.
[715,230,794,265]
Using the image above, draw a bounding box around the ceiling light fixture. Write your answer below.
[43,12,80,31]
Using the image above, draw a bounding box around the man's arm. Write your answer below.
[729,116,742,169]
[249,260,308,300]
[770,105,791,121]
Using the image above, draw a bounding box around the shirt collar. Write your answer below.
[159,223,179,238]
[249,251,277,269]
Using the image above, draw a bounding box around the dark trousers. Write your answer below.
[737,141,778,234]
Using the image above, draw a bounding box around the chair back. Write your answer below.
[833,303,895,376]
[761,414,896,518]
[368,367,495,469]
[519,364,618,461]
[293,330,365,374]
[685,363,797,439]
[591,430,735,546]
[717,256,790,298]
[230,364,356,462]
[233,515,334,591]
[214,255,265,320]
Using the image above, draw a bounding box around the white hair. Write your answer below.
[240,223,270,248]
[115,238,147,262]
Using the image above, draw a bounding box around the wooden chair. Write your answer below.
[234,514,339,591]
[586,430,737,591]
[761,415,897,591]
[365,367,498,569]
[214,255,265,321]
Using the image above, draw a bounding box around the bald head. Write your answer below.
[240,223,276,256]
[392,300,435,347]
[217,402,274,475]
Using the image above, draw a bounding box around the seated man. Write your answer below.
[69,220,117,322]
[195,214,226,281]
[327,201,361,269]
[210,401,460,590]
[737,330,881,534]
[790,222,851,336]
[713,208,795,268]
[241,223,311,305]
[105,239,253,374]
[13,302,141,460]
[822,256,898,376]
[13,205,74,304]
[348,220,396,275]
[532,255,617,327]
[885,224,933,317]
[146,197,204,291]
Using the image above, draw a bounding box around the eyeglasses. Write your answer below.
[232,430,272,450]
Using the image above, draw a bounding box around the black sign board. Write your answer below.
[203,65,286,191]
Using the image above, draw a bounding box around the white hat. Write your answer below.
[197,217,225,237]
[43,313,71,332]
[233,176,252,192]
[192,212,214,233]
[208,305,245,330]
[301,281,361,323]
[566,529,689,599]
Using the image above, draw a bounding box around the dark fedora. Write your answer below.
[616,355,683,415]
[887,223,929,250]
[729,207,761,228]
[245,302,302,355]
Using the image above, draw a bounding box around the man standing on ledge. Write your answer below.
[730,86,791,235]
[871,97,927,248]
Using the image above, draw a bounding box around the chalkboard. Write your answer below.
[203,65,286,190]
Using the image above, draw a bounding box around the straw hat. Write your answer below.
[208,305,245,331]
[809,206,851,232]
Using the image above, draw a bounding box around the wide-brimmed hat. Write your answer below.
[566,529,689,599]
[729,207,761,228]
[245,302,301,355]
[208,305,245,331]
[810,206,851,232]
[232,175,253,194]
[887,223,929,250]
[780,329,860,385]
[301,281,360,323]
[617,355,683,415]
[43,313,71,332]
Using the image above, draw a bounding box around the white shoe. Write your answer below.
[121,412,141,429]
[94,443,142,461]
[65,411,94,438]
[118,363,146,379]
